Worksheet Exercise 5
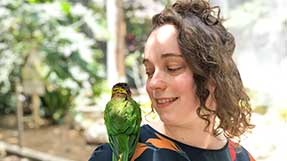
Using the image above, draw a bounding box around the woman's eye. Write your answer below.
[167,67,182,72]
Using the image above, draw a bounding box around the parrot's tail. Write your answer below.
[112,153,118,161]
[118,153,129,161]
[118,154,123,161]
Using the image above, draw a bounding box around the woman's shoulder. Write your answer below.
[228,141,256,161]
[87,125,155,161]
[88,124,256,161]
[140,124,256,161]
[131,124,191,161]
[88,124,187,161]
[88,143,112,161]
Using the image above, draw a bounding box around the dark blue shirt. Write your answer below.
[88,124,255,161]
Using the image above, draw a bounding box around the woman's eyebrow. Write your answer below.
[161,53,183,59]
[142,53,182,64]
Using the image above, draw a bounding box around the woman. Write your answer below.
[88,0,255,161]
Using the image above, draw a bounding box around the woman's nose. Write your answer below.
[149,70,167,91]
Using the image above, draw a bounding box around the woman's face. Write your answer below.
[144,24,200,126]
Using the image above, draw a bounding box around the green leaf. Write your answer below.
[60,1,71,15]
[27,0,38,4]
[69,52,99,78]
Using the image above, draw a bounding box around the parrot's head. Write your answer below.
[111,82,131,99]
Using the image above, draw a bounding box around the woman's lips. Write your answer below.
[155,97,178,108]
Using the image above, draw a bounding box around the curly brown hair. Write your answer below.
[150,0,254,139]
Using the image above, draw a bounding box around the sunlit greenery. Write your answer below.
[0,0,107,121]
[0,0,171,122]
[1,0,284,126]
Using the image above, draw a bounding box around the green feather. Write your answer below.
[104,93,141,161]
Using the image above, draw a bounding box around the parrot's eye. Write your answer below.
[112,93,126,98]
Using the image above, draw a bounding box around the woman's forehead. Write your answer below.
[144,24,181,59]
[148,24,178,44]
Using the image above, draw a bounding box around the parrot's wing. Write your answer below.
[104,100,126,134]
[126,99,142,158]
[109,134,119,157]
[104,100,120,158]
[104,101,114,133]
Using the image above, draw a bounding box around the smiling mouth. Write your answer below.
[155,97,178,107]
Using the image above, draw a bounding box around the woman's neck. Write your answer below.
[150,119,227,150]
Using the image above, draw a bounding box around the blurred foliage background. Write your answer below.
[0,0,286,160]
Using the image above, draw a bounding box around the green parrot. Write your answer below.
[104,82,142,161]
